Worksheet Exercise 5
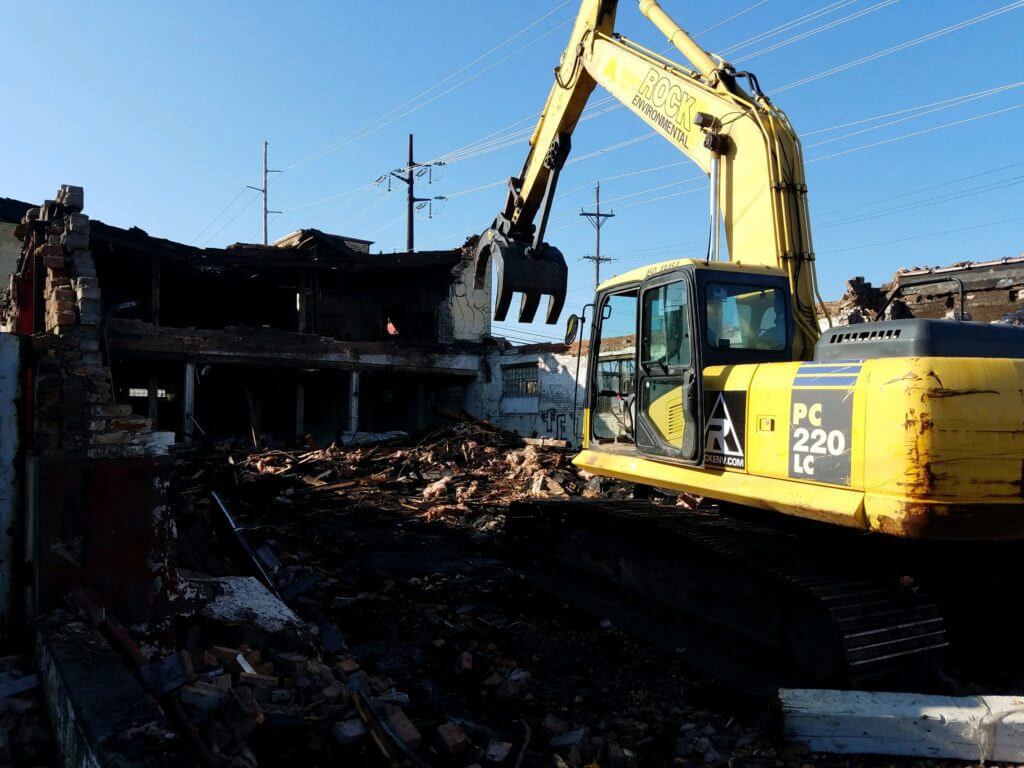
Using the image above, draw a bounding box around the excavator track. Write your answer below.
[507,499,949,689]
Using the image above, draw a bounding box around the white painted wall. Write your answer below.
[469,345,587,445]
[448,248,491,342]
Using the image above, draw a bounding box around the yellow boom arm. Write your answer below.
[475,0,824,356]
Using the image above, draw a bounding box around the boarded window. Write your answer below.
[502,363,539,397]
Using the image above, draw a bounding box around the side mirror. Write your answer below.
[564,313,580,345]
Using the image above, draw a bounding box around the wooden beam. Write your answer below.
[780,688,1024,763]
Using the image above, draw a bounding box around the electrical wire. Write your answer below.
[805,82,1024,148]
[285,15,575,171]
[803,81,1024,137]
[282,184,375,214]
[721,0,860,56]
[816,159,1024,217]
[774,0,1024,94]
[733,0,900,64]
[818,174,1024,230]
[818,215,1024,255]
[191,187,248,244]
[201,195,258,247]
[806,102,1024,164]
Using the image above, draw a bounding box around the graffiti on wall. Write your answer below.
[541,408,568,440]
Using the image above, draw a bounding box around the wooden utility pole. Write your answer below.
[580,182,615,289]
[248,140,281,245]
[389,134,445,252]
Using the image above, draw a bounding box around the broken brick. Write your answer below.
[386,710,422,750]
[437,722,469,755]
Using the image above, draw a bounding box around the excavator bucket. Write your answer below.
[474,230,567,324]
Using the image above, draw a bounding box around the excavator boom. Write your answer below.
[475,0,824,355]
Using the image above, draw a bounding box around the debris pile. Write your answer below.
[232,421,604,529]
[156,424,780,766]
[0,658,53,765]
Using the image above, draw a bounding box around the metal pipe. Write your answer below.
[638,0,718,81]
[709,153,721,261]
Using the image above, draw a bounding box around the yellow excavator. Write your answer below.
[475,0,1024,685]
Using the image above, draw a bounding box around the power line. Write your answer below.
[818,215,1024,255]
[774,0,1024,94]
[805,82,1024,148]
[817,173,1024,230]
[733,0,901,64]
[191,187,247,244]
[692,0,770,39]
[807,102,1024,163]
[721,0,861,56]
[815,159,1024,217]
[285,13,575,171]
[282,184,374,214]
[803,81,1024,137]
[201,195,258,247]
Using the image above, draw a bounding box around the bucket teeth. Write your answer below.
[474,231,567,324]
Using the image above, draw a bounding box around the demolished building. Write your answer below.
[0,186,506,763]
[823,255,1024,326]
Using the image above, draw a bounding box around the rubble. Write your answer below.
[0,656,53,765]
[139,422,779,767]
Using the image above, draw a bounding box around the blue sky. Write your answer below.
[3,1,1023,344]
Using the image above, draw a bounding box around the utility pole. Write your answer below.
[389,134,445,252]
[248,140,281,245]
[580,181,615,289]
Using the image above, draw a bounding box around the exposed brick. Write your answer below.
[42,254,66,270]
[109,418,151,433]
[437,722,468,755]
[34,243,63,259]
[386,711,422,750]
[54,309,77,327]
[87,404,133,419]
[60,231,89,250]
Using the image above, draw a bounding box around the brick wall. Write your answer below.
[23,186,174,457]
[11,186,179,627]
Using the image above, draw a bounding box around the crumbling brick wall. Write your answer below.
[822,258,1024,326]
[23,186,173,457]
[9,185,179,628]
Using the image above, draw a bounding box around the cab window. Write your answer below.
[641,281,691,370]
[591,290,638,444]
[705,283,786,351]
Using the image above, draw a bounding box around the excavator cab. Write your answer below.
[582,261,794,466]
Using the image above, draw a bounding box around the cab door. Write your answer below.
[635,272,703,464]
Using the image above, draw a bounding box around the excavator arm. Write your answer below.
[475,0,824,356]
